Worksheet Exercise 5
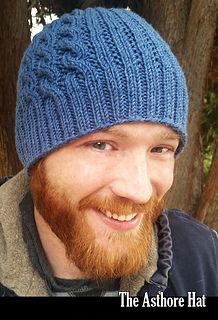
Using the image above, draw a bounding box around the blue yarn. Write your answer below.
[16,7,188,168]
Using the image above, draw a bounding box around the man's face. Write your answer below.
[31,122,179,280]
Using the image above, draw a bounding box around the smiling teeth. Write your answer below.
[105,211,137,221]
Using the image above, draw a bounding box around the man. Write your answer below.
[0,7,217,297]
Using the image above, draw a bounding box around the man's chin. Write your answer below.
[66,229,152,280]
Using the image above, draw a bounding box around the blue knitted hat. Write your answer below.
[16,7,188,168]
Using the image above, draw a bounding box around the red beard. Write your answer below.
[30,160,163,280]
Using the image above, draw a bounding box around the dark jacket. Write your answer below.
[0,174,217,297]
[138,210,218,297]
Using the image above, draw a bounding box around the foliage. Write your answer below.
[202,88,218,176]
[201,25,218,177]
[28,0,129,21]
[27,0,53,27]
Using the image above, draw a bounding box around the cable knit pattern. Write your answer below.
[16,7,188,167]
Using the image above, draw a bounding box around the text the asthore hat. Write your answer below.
[16,7,188,168]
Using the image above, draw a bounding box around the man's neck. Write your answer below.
[34,207,87,280]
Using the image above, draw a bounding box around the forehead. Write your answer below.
[81,122,180,141]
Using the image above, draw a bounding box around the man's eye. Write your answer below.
[91,141,110,150]
[151,146,173,153]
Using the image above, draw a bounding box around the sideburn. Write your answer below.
[30,160,78,246]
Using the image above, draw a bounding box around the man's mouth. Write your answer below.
[91,208,142,231]
[102,210,137,221]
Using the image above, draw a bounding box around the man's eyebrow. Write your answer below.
[160,131,180,140]
[100,127,128,138]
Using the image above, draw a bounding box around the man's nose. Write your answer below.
[109,154,153,204]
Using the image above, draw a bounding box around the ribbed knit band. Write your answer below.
[16,7,188,168]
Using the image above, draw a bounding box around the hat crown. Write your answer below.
[16,8,188,167]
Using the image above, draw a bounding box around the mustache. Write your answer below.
[78,194,163,217]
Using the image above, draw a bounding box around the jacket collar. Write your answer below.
[0,170,47,296]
